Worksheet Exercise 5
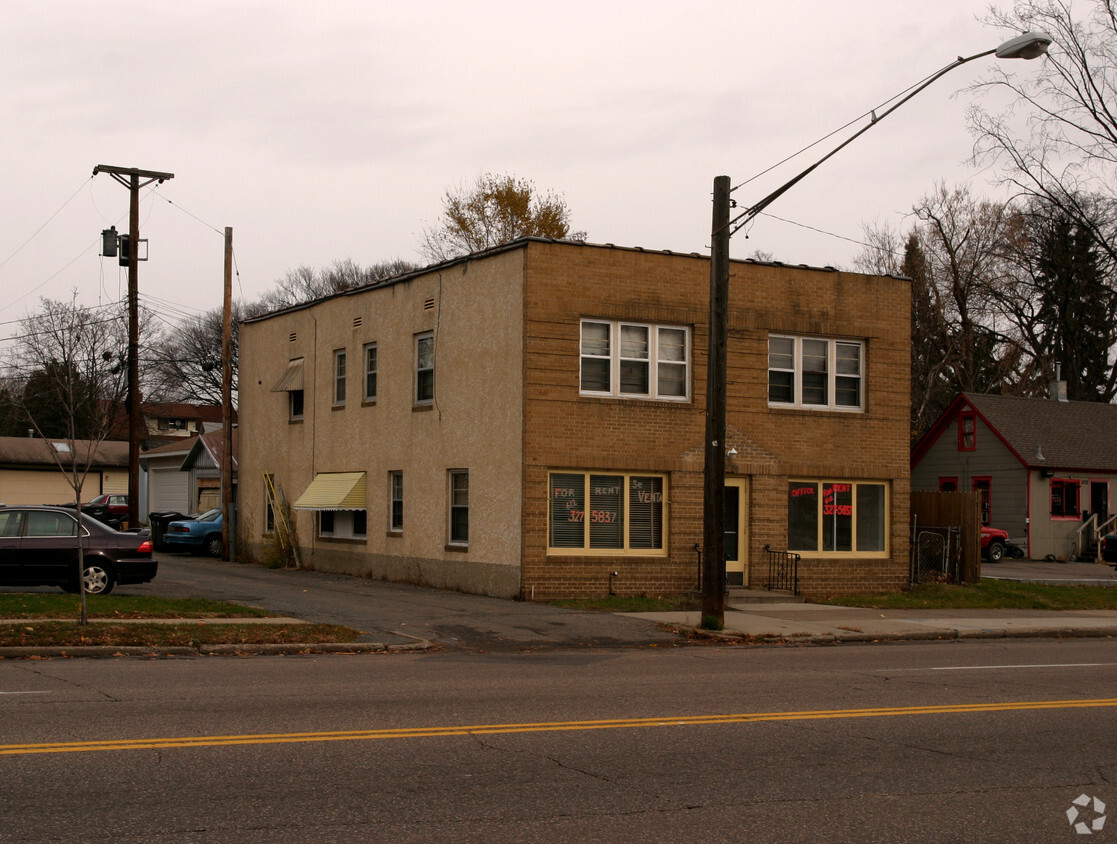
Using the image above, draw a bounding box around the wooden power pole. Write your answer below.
[221,227,234,560]
[92,165,174,528]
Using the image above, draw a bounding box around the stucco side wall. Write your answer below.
[238,251,525,597]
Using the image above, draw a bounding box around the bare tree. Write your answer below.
[418,173,585,262]
[969,0,1117,263]
[254,258,418,313]
[856,185,1030,441]
[145,305,244,406]
[4,296,129,622]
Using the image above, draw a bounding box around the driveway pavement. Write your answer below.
[141,554,684,652]
[10,554,1117,655]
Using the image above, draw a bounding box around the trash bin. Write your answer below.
[148,511,186,552]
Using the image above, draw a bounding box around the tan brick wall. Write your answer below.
[519,243,910,599]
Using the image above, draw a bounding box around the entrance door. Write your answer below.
[1091,482,1109,524]
[724,478,749,586]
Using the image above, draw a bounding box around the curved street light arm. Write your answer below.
[723,32,1050,239]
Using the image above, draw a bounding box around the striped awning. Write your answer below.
[293,472,367,511]
[271,358,305,392]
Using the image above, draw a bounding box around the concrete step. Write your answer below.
[726,587,805,605]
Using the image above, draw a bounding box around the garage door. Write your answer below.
[0,469,97,505]
[149,467,191,514]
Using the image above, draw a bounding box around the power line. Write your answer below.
[0,177,93,274]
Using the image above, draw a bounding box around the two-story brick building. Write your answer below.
[237,238,911,599]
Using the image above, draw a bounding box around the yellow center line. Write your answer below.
[4,697,1116,756]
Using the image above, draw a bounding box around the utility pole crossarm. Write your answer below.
[92,165,175,182]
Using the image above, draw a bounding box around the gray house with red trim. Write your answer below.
[911,391,1117,561]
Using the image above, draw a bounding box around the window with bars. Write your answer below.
[580,320,689,401]
[548,471,666,553]
[768,335,863,411]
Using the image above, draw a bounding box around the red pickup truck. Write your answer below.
[981,526,1010,562]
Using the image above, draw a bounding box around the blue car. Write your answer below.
[163,508,224,557]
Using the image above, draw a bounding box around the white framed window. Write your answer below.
[289,390,304,421]
[787,480,888,555]
[363,342,378,402]
[448,470,468,546]
[580,320,690,401]
[389,471,403,532]
[768,335,863,411]
[317,510,367,539]
[548,471,667,554]
[333,349,347,406]
[415,332,434,405]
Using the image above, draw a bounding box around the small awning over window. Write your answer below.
[293,472,367,511]
[271,358,305,392]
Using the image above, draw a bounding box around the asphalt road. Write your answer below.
[3,638,1116,842]
[137,554,684,651]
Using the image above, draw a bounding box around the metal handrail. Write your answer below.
[764,544,800,595]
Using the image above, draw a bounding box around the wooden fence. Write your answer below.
[910,491,983,584]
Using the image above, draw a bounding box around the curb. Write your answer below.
[679,625,1117,646]
[0,640,433,660]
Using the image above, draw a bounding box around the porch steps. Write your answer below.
[726,587,805,605]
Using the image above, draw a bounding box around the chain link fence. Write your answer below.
[910,525,962,585]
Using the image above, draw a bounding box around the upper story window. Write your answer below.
[958,412,976,451]
[333,349,347,406]
[415,332,434,406]
[363,343,378,402]
[580,320,689,401]
[768,335,863,411]
[289,390,304,421]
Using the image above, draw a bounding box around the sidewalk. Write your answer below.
[629,559,1117,644]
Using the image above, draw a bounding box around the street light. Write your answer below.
[700,32,1052,624]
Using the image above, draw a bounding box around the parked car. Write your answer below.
[163,509,224,557]
[58,494,130,529]
[0,505,156,595]
[981,526,1010,562]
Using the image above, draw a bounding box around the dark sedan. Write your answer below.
[0,505,156,595]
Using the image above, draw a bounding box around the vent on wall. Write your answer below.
[353,316,363,328]
[289,332,297,342]
[424,297,435,311]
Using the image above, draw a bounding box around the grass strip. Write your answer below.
[820,579,1117,611]
[0,594,273,619]
[0,622,362,648]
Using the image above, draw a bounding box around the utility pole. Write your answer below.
[702,175,731,625]
[92,165,175,528]
[221,227,234,561]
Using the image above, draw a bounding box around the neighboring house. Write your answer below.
[0,436,128,505]
[910,390,1117,560]
[107,402,237,446]
[237,238,911,599]
[140,430,238,517]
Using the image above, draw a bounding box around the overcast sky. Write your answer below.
[0,1,1046,337]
